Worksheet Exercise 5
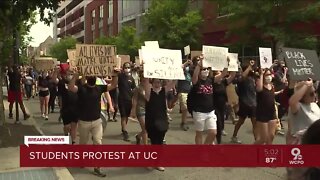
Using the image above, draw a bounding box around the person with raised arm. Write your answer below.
[73,69,119,177]
[191,55,228,145]
[143,77,176,171]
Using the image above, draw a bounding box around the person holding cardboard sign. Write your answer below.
[191,55,228,145]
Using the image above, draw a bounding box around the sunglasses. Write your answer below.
[201,68,209,71]
[124,67,131,69]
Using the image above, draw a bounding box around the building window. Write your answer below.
[92,30,95,42]
[99,5,103,21]
[108,25,113,36]
[99,27,104,37]
[92,10,95,25]
[109,0,113,18]
[123,0,129,10]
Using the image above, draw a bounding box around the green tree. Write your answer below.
[213,0,320,56]
[0,0,61,125]
[142,0,203,50]
[95,26,142,61]
[50,37,78,62]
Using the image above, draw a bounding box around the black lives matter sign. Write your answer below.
[75,44,117,76]
[283,47,320,81]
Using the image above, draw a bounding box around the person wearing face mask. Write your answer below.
[176,59,193,131]
[254,69,281,145]
[191,55,228,144]
[75,70,118,177]
[118,62,136,141]
[56,68,79,144]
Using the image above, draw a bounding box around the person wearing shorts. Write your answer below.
[131,72,147,145]
[191,56,228,144]
[7,65,30,123]
[231,62,257,144]
[177,59,193,131]
[57,70,78,144]
[118,62,136,141]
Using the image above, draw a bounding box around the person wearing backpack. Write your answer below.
[191,55,228,144]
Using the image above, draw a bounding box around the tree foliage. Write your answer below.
[0,0,61,125]
[142,0,203,50]
[95,26,142,61]
[50,37,77,62]
[213,0,320,54]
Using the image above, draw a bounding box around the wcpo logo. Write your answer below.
[289,148,304,165]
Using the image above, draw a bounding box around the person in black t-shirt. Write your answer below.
[7,65,30,123]
[191,55,228,145]
[213,71,236,144]
[73,70,119,177]
[55,68,79,144]
[118,62,136,141]
[38,71,51,120]
[231,60,258,144]
[48,70,58,113]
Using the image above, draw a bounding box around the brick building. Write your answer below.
[55,0,149,44]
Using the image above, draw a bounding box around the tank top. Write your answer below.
[256,86,275,114]
[145,88,168,129]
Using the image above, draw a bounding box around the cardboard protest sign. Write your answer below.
[144,41,160,49]
[118,55,130,66]
[191,51,202,60]
[67,49,76,71]
[75,44,117,76]
[259,47,273,68]
[202,45,228,70]
[138,49,143,64]
[34,58,56,71]
[143,48,185,80]
[184,45,190,56]
[228,53,239,72]
[282,47,320,80]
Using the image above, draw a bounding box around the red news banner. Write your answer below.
[20,145,320,167]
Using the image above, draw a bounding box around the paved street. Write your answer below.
[24,98,287,180]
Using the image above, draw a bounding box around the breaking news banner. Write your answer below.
[20,138,320,167]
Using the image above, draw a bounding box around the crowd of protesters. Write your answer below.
[4,53,320,178]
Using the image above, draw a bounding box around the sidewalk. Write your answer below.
[0,86,74,180]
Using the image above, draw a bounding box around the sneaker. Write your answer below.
[163,139,166,145]
[155,167,165,171]
[93,168,106,177]
[9,113,13,119]
[122,131,129,141]
[135,134,141,145]
[108,117,113,122]
[41,114,45,118]
[222,130,228,136]
[45,116,49,121]
[24,114,30,120]
[15,121,21,124]
[180,123,189,131]
[113,118,118,122]
[277,130,285,136]
[230,137,242,144]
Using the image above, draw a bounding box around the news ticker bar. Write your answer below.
[20,145,319,167]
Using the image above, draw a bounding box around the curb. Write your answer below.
[23,105,75,180]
